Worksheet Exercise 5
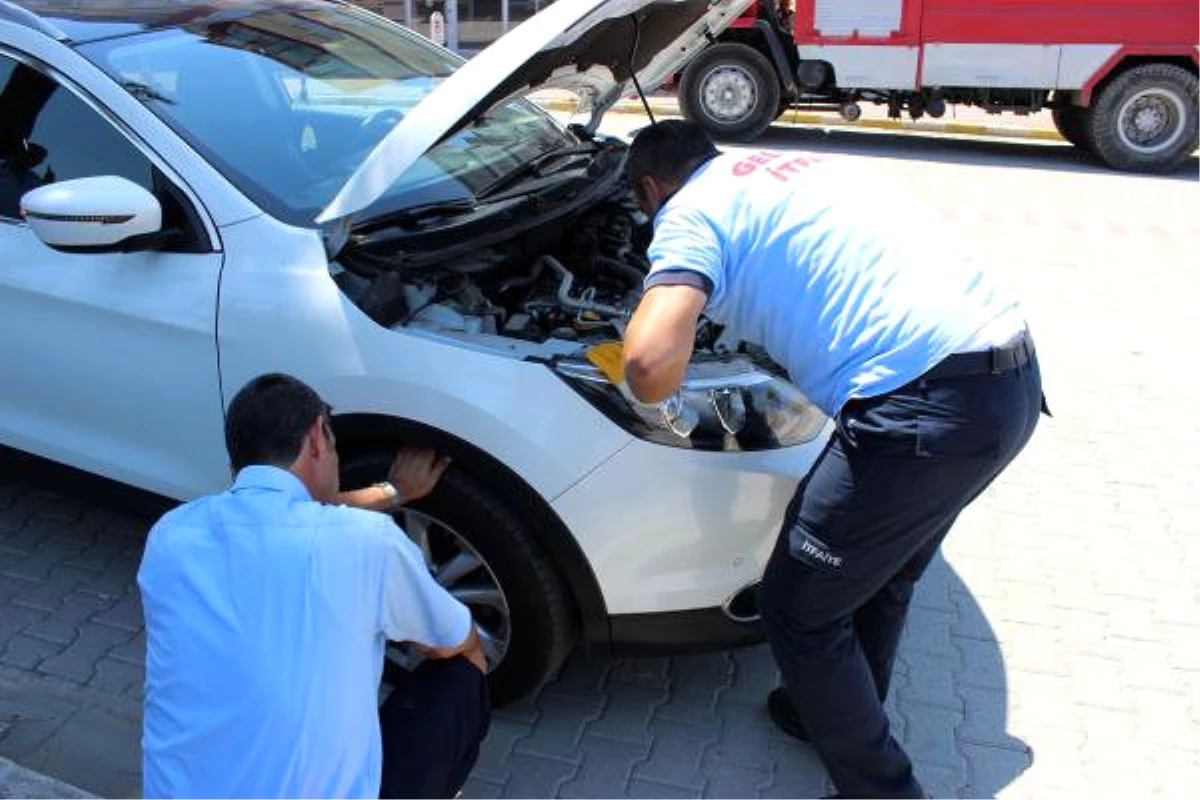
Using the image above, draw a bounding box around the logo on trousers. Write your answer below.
[789,528,844,571]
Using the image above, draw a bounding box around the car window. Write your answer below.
[78,3,573,227]
[0,53,153,220]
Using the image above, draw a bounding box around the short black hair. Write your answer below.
[626,119,720,187]
[224,373,330,472]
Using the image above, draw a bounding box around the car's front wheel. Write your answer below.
[342,453,574,706]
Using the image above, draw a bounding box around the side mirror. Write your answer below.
[20,176,163,252]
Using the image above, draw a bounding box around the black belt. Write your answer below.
[922,331,1035,382]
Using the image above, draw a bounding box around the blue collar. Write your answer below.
[230,465,312,502]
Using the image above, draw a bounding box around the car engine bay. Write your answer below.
[329,152,724,355]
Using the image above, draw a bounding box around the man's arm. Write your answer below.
[413,625,487,674]
[336,448,450,512]
[622,283,709,403]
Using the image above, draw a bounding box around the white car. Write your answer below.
[0,0,829,704]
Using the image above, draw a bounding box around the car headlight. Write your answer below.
[552,355,827,451]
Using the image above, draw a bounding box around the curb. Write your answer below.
[535,98,1065,143]
[0,756,95,799]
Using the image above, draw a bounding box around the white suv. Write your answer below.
[0,0,828,703]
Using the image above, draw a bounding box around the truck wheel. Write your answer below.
[1084,63,1198,174]
[680,42,781,142]
[342,453,574,706]
[1051,106,1091,151]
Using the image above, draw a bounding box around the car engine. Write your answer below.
[332,192,686,349]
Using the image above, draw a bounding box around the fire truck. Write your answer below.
[676,0,1199,173]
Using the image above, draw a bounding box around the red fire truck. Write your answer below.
[676,0,1198,173]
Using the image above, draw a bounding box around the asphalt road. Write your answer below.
[1,117,1197,798]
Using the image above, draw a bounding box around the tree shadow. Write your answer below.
[754,122,1199,181]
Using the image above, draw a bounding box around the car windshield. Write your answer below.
[78,3,573,226]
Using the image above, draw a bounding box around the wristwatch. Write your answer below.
[373,480,405,512]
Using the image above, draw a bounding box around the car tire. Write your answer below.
[680,43,782,142]
[1051,105,1091,151]
[342,452,574,706]
[1083,63,1198,174]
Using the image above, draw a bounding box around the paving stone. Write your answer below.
[723,645,778,704]
[105,631,145,667]
[7,568,97,614]
[497,751,578,799]
[955,685,1030,751]
[631,718,718,789]
[609,657,672,691]
[654,655,733,727]
[16,706,140,799]
[87,657,144,696]
[562,733,650,797]
[953,637,1008,691]
[0,636,63,671]
[91,593,143,633]
[913,761,970,799]
[22,594,112,648]
[0,605,46,649]
[543,651,612,703]
[896,700,966,769]
[898,653,961,710]
[460,775,506,799]
[0,682,78,759]
[511,693,597,761]
[706,698,779,769]
[756,744,828,799]
[700,760,772,799]
[471,716,531,784]
[959,740,1031,797]
[582,685,665,744]
[627,777,704,799]
[38,624,133,684]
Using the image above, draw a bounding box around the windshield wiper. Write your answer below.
[121,80,175,105]
[475,141,601,200]
[355,199,475,233]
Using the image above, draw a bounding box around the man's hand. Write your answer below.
[622,283,708,403]
[388,448,451,505]
[410,625,488,674]
[334,448,451,512]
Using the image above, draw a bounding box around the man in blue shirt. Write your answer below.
[621,121,1044,798]
[138,373,488,799]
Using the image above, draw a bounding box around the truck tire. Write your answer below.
[1051,106,1091,151]
[680,42,781,142]
[342,453,573,706]
[1084,63,1198,174]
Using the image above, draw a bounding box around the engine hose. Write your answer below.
[595,255,646,292]
[541,255,630,319]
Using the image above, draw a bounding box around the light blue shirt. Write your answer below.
[138,466,471,799]
[646,150,1024,416]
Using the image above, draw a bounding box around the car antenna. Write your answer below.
[627,16,656,124]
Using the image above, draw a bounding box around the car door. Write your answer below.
[0,49,228,500]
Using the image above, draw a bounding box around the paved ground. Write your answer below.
[1,115,1198,798]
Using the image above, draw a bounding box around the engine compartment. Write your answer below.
[332,186,673,349]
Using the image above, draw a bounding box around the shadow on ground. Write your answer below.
[466,551,1030,799]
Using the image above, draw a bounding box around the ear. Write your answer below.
[304,418,325,460]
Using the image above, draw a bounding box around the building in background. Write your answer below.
[353,0,553,53]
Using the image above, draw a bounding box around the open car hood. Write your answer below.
[316,0,753,226]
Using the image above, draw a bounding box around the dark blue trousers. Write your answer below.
[760,347,1043,798]
[378,656,490,799]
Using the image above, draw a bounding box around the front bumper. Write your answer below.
[550,422,831,619]
[608,603,765,655]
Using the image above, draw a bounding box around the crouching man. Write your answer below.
[138,372,489,798]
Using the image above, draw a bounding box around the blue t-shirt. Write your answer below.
[138,466,472,799]
[645,150,1024,416]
